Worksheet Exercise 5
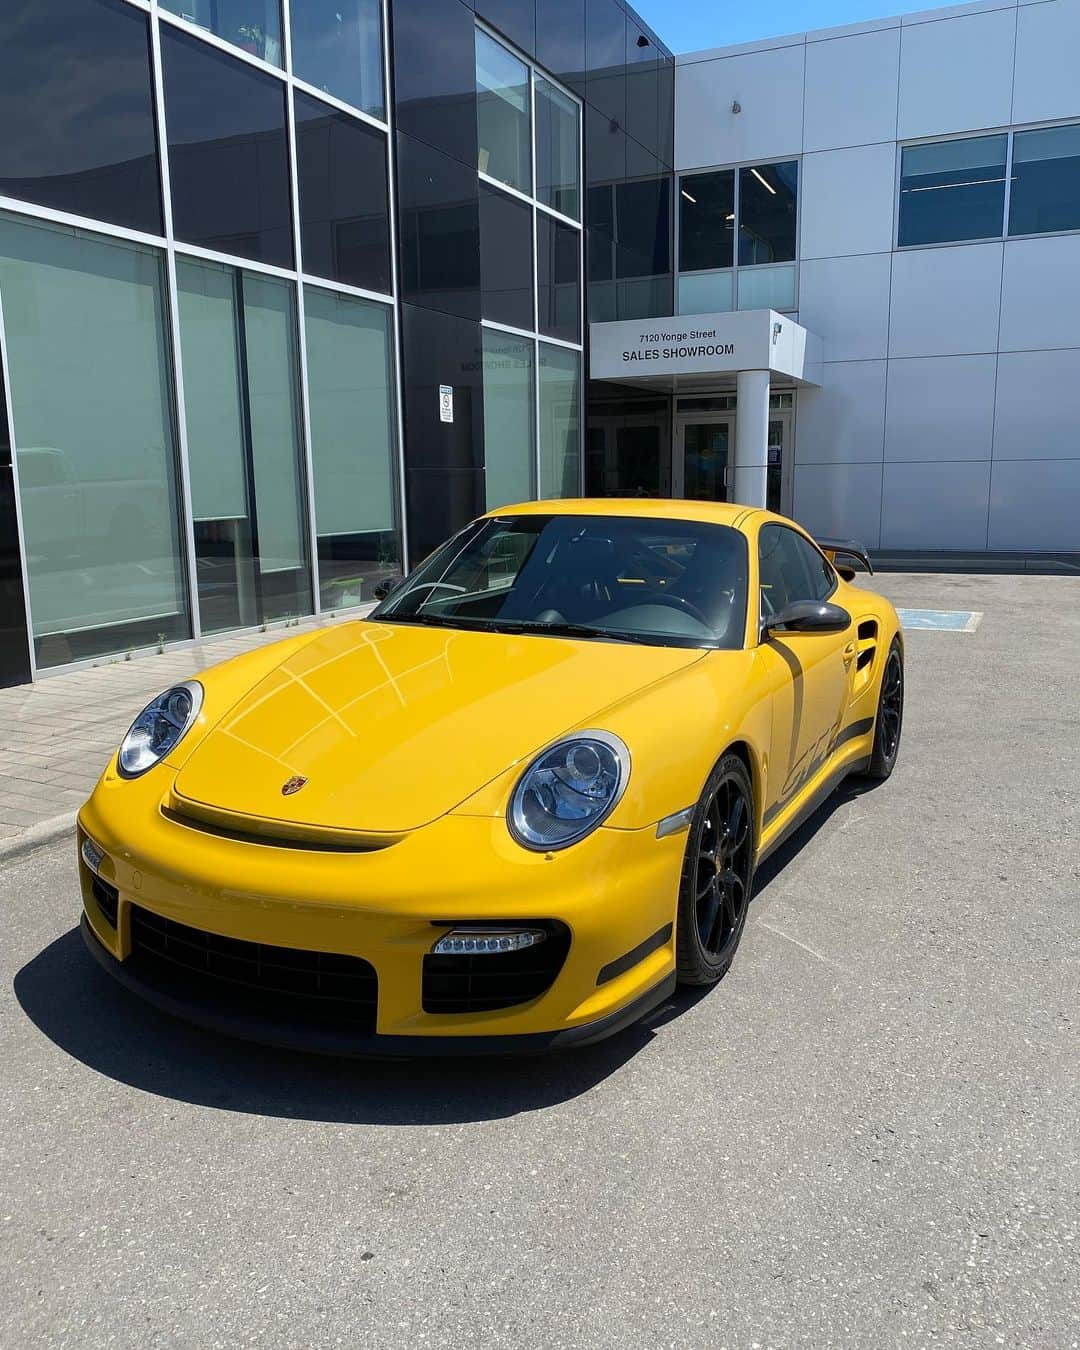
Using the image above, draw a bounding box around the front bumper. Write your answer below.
[76,765,685,1054]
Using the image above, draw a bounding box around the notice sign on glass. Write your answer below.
[439,384,454,423]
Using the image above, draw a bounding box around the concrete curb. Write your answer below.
[0,811,77,864]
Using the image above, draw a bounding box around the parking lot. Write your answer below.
[1,571,1077,1349]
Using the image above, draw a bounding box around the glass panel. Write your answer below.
[175,258,254,633]
[175,260,311,633]
[537,213,581,343]
[161,0,283,67]
[0,0,162,235]
[304,287,399,609]
[162,26,293,267]
[475,29,531,194]
[0,215,188,667]
[677,269,733,315]
[294,92,391,292]
[737,262,796,311]
[393,0,478,166]
[683,422,730,502]
[289,0,384,119]
[679,171,735,272]
[1009,125,1080,238]
[585,0,626,128]
[899,135,1008,247]
[242,274,311,617]
[479,183,534,330]
[397,136,482,319]
[539,344,581,499]
[617,276,672,321]
[535,76,581,220]
[618,176,671,277]
[739,162,798,265]
[482,331,534,511]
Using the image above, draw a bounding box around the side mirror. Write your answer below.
[762,600,851,637]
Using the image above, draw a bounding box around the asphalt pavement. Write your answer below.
[1,572,1078,1349]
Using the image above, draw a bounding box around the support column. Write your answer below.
[733,368,770,508]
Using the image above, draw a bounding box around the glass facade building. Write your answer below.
[0,0,675,685]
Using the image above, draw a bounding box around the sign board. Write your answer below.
[589,309,820,386]
[438,384,454,423]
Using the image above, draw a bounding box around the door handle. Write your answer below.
[842,642,857,665]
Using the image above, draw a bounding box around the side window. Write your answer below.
[795,534,836,602]
[758,525,834,615]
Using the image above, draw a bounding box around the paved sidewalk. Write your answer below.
[0,612,366,858]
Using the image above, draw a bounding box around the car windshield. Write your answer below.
[371,514,749,649]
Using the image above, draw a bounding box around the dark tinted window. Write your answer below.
[290,0,384,119]
[160,0,283,68]
[679,170,735,271]
[625,23,659,154]
[585,0,626,125]
[375,513,749,650]
[397,134,481,320]
[0,0,162,235]
[899,136,1007,246]
[739,161,798,265]
[294,92,391,292]
[759,525,835,617]
[1008,125,1080,238]
[537,214,581,343]
[162,26,293,267]
[479,184,534,330]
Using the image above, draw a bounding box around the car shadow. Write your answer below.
[13,928,713,1125]
[13,781,878,1125]
[750,775,881,898]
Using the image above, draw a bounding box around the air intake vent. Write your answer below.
[128,905,378,1031]
[90,874,119,928]
[856,619,879,673]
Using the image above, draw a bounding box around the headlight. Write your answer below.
[117,681,203,778]
[508,730,630,851]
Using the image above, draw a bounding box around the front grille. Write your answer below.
[128,905,378,1032]
[422,922,571,1014]
[89,874,119,928]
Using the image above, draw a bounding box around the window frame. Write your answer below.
[473,20,585,505]
[676,156,800,316]
[895,119,1080,251]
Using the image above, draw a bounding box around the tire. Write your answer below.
[675,753,756,986]
[862,638,904,781]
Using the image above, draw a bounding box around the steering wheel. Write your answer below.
[638,593,711,626]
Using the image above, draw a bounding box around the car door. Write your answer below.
[756,523,854,822]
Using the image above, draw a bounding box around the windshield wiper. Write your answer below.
[481,620,652,644]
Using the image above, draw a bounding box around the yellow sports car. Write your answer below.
[78,500,903,1054]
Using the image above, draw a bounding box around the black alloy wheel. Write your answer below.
[863,638,904,781]
[676,753,755,985]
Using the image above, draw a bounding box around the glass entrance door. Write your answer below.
[675,417,733,501]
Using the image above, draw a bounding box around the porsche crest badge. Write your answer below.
[281,774,308,796]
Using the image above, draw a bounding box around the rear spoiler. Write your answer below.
[816,536,874,575]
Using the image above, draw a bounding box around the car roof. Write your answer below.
[485,497,766,530]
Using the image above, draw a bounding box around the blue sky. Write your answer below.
[631,0,915,51]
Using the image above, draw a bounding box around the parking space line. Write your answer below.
[896,608,983,632]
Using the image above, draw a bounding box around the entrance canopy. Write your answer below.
[589,309,821,391]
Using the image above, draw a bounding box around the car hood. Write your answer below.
[172,620,706,834]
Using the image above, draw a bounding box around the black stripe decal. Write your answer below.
[597,922,673,986]
[762,717,876,827]
[835,715,875,749]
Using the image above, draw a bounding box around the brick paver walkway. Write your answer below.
[0,611,366,855]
